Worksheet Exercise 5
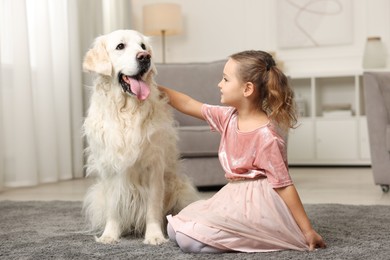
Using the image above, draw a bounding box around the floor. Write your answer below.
[0,167,389,205]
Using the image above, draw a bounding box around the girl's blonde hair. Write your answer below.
[230,50,297,130]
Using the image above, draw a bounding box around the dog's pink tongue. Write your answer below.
[129,78,150,100]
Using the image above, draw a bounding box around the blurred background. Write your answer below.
[0,0,389,192]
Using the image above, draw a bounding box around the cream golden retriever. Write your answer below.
[82,30,199,245]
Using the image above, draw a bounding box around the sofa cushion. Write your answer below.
[155,60,227,126]
[177,126,220,157]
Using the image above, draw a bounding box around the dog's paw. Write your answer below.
[143,234,168,245]
[95,235,119,244]
[144,223,168,245]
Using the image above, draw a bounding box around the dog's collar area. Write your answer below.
[118,73,151,101]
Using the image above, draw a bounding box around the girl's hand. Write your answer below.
[304,229,326,251]
[158,86,204,120]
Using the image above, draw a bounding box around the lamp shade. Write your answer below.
[143,3,182,36]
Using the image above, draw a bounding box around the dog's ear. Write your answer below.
[83,36,112,76]
[144,37,158,77]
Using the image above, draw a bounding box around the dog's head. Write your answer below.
[83,30,156,101]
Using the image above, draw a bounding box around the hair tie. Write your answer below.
[266,59,276,71]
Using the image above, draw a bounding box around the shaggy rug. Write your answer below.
[0,201,389,260]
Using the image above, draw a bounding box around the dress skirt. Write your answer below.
[167,178,309,252]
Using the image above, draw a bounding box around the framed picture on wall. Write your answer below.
[277,0,353,49]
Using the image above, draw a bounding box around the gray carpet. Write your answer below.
[0,201,389,260]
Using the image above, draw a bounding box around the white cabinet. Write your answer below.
[288,120,315,161]
[316,119,358,161]
[287,71,371,165]
[359,118,371,160]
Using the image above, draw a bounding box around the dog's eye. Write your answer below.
[116,43,125,50]
[140,43,146,50]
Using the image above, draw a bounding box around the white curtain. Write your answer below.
[0,0,85,190]
[0,0,133,191]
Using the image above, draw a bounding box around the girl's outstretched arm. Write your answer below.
[159,85,205,120]
[275,185,326,251]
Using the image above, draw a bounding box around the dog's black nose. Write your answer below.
[137,52,151,61]
[137,51,151,76]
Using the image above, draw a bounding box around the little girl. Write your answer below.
[159,50,326,253]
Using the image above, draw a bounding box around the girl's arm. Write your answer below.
[159,86,205,120]
[275,185,326,251]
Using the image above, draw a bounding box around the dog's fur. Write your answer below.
[82,30,199,245]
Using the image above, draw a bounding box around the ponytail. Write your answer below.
[264,67,297,130]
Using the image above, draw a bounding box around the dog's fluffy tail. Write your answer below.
[82,181,107,234]
[166,173,200,216]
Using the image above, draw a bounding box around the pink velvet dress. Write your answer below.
[167,104,309,252]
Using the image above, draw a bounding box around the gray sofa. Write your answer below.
[363,71,390,193]
[155,60,228,187]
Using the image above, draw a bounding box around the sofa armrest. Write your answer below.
[363,72,390,143]
[363,71,390,185]
[386,125,390,152]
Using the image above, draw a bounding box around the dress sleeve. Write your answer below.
[201,104,234,133]
[257,138,293,188]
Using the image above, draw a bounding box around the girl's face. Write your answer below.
[218,58,246,106]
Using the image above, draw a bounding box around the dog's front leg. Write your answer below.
[95,218,121,244]
[143,168,167,245]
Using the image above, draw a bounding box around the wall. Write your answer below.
[131,0,390,75]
